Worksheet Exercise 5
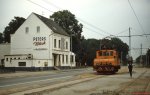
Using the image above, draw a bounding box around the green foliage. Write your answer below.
[0,33,4,43]
[136,49,150,66]
[81,39,100,66]
[50,10,83,36]
[50,10,83,65]
[3,17,25,43]
[81,38,129,66]
[146,49,150,66]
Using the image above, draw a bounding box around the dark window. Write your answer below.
[25,27,29,33]
[37,26,40,33]
[110,51,113,56]
[59,40,61,48]
[54,39,57,48]
[62,55,64,63]
[58,55,60,62]
[6,58,8,61]
[70,55,74,62]
[66,41,68,49]
[10,58,12,62]
[66,55,68,64]
[18,62,26,66]
[103,52,106,56]
[44,62,48,67]
[99,51,102,56]
[106,52,109,56]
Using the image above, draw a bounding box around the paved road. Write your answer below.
[0,68,92,95]
[1,67,150,95]
[39,67,150,95]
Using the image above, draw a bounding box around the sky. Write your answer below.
[0,0,150,60]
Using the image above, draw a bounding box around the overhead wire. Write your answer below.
[27,0,149,40]
[40,0,112,36]
[27,0,54,13]
[128,0,149,41]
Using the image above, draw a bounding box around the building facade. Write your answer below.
[4,13,75,70]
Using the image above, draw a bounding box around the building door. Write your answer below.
[53,54,57,66]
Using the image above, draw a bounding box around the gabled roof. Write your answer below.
[33,13,69,36]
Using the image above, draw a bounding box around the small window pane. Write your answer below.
[54,39,57,48]
[66,41,68,49]
[37,26,40,33]
[25,27,29,33]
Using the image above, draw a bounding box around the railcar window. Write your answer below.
[103,52,106,56]
[110,51,113,56]
[106,52,109,56]
[99,51,102,56]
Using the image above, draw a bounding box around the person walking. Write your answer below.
[128,56,133,78]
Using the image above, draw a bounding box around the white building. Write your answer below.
[4,12,75,70]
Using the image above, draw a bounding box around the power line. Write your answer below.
[77,18,112,35]
[27,0,54,13]
[116,33,150,37]
[128,0,148,41]
[84,26,106,36]
[41,0,112,36]
[132,48,149,50]
[42,0,62,10]
[115,28,129,35]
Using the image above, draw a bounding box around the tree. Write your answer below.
[81,37,129,66]
[3,17,26,43]
[0,33,4,43]
[50,10,83,64]
[81,39,100,66]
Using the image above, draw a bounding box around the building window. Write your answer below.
[18,62,26,66]
[6,58,8,61]
[70,55,74,62]
[54,39,57,48]
[58,55,60,62]
[59,40,61,48]
[37,26,40,33]
[10,58,12,62]
[44,62,48,67]
[62,55,64,64]
[66,55,68,64]
[66,41,68,49]
[25,27,29,34]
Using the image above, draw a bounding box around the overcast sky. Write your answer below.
[0,0,150,59]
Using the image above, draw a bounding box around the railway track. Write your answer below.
[115,70,150,95]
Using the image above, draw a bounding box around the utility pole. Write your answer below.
[140,44,143,65]
[146,53,147,67]
[129,27,131,56]
[100,39,101,50]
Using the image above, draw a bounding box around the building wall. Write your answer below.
[10,13,53,66]
[11,13,52,58]
[0,44,10,65]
